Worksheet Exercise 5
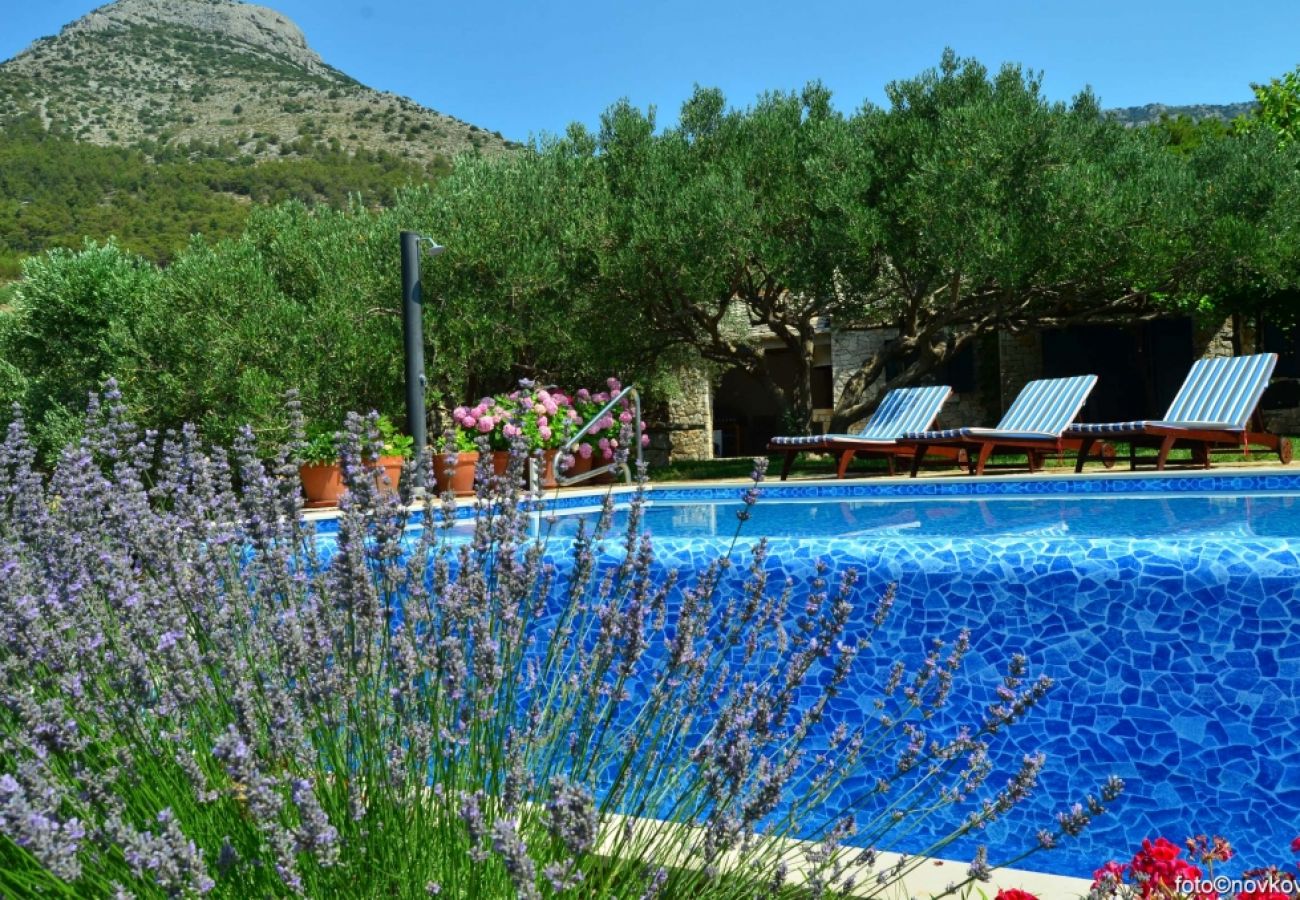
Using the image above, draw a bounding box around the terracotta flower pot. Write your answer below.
[559,452,592,483]
[491,451,512,478]
[536,449,560,490]
[301,457,404,507]
[299,463,345,506]
[372,455,404,495]
[432,451,480,496]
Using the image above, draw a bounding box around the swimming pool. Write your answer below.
[326,470,1300,877]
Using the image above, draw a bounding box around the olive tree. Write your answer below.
[592,84,872,428]
[827,52,1189,429]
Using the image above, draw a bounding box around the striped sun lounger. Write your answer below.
[767,385,954,480]
[901,375,1108,477]
[1065,353,1292,472]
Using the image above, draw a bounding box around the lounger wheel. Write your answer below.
[1099,442,1117,469]
[1281,437,1294,465]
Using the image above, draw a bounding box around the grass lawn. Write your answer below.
[650,440,1296,482]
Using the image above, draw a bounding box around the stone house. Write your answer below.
[659,314,1300,462]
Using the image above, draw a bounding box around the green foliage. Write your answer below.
[0,241,160,453]
[131,201,411,448]
[0,116,450,270]
[301,427,341,465]
[1241,65,1300,143]
[300,414,411,464]
[1152,113,1232,155]
[401,147,663,420]
[575,82,869,424]
[376,414,414,458]
[1174,130,1300,324]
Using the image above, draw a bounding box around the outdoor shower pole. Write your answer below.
[400,231,428,484]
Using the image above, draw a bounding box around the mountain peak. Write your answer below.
[0,0,511,163]
[57,0,329,78]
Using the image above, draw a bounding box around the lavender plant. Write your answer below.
[0,384,1122,898]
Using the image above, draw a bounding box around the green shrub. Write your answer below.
[0,241,160,454]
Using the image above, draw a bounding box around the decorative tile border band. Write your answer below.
[646,470,1300,503]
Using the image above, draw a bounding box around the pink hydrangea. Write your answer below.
[577,443,593,459]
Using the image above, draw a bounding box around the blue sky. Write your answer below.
[3,0,1298,142]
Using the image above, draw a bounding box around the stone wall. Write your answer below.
[997,330,1042,406]
[653,366,713,463]
[830,327,897,408]
[829,328,998,430]
[1194,317,1236,359]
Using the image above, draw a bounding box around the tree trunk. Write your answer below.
[785,335,816,434]
[828,327,975,432]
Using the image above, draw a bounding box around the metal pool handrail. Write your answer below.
[552,385,642,488]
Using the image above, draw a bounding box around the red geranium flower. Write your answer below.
[1291,835,1300,854]
[1130,837,1203,898]
[995,890,1040,900]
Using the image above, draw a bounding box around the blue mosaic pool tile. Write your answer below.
[572,525,1300,878]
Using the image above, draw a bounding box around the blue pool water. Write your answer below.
[550,476,1300,876]
[327,472,1300,877]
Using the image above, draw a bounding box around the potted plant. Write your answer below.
[433,424,483,496]
[299,428,345,506]
[508,383,582,488]
[574,378,648,483]
[299,415,412,506]
[374,415,413,495]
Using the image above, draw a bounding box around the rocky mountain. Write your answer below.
[0,0,512,163]
[1105,101,1257,127]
